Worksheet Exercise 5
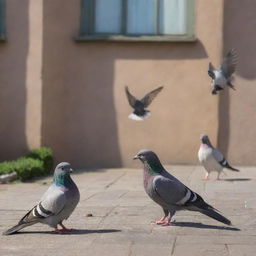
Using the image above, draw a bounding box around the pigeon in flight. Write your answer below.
[134,149,231,226]
[198,134,240,180]
[3,162,80,235]
[208,49,238,94]
[125,86,163,121]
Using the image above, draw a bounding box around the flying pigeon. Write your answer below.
[3,162,80,235]
[198,134,240,180]
[208,49,238,94]
[133,149,231,226]
[125,86,163,121]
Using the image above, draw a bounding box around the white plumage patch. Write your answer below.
[128,112,151,121]
[176,189,191,205]
[191,192,197,202]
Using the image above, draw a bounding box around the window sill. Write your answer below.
[74,34,196,43]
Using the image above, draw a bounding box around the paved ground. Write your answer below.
[0,165,256,256]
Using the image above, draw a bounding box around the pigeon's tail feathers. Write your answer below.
[227,81,236,90]
[225,164,240,172]
[128,111,151,121]
[3,223,33,235]
[187,193,231,226]
[219,159,240,172]
[200,208,232,226]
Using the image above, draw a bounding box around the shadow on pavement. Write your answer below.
[16,229,121,235]
[222,178,251,182]
[174,222,240,231]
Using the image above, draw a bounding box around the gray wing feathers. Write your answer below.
[208,62,215,79]
[125,86,137,108]
[212,148,224,162]
[153,176,187,205]
[220,49,238,78]
[40,187,66,216]
[141,86,163,108]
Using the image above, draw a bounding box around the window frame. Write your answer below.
[0,0,5,41]
[75,0,196,42]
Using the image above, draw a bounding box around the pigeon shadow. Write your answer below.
[174,222,240,231]
[15,229,121,235]
[222,178,251,182]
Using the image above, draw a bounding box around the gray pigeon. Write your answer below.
[198,134,239,180]
[3,162,80,235]
[133,149,231,226]
[125,86,163,121]
[208,49,238,94]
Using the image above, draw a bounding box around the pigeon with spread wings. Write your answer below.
[208,49,238,94]
[125,86,163,121]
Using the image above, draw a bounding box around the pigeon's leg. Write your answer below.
[161,215,176,226]
[203,172,210,181]
[155,209,168,225]
[59,222,72,233]
[53,227,71,234]
[215,172,221,181]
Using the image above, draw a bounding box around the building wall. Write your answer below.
[0,0,42,162]
[41,0,223,168]
[218,0,256,165]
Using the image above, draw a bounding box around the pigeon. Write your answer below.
[208,49,238,94]
[125,86,163,121]
[133,149,231,226]
[3,162,80,235]
[198,134,240,180]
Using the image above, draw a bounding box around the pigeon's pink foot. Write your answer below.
[53,228,72,234]
[161,217,175,226]
[155,220,167,225]
[161,221,175,226]
[59,223,74,232]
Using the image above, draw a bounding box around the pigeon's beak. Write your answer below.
[133,155,139,160]
[69,168,73,173]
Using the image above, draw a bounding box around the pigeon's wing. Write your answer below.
[153,176,196,206]
[212,148,224,163]
[220,49,238,78]
[212,148,240,172]
[125,86,137,108]
[20,186,66,224]
[208,62,216,79]
[141,86,163,108]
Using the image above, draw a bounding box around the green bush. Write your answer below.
[26,147,54,173]
[0,161,16,175]
[13,157,45,181]
[0,147,54,181]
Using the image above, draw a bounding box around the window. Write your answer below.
[76,0,195,42]
[0,0,5,41]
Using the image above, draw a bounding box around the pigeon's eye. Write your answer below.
[61,167,64,171]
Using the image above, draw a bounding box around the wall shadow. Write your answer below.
[221,0,256,80]
[0,0,28,161]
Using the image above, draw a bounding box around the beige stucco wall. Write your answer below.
[41,0,223,168]
[0,0,42,162]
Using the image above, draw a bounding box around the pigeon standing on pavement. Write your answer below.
[133,149,231,226]
[3,162,80,235]
[125,86,163,121]
[198,134,240,180]
[208,49,238,94]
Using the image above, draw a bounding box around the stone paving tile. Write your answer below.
[0,166,256,256]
